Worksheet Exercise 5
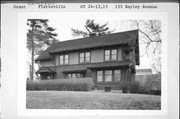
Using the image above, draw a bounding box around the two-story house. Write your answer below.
[35,30,140,90]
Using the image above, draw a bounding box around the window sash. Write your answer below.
[111,49,117,55]
[105,50,110,55]
[60,55,64,65]
[111,54,117,60]
[105,49,117,61]
[80,53,85,58]
[80,52,90,63]
[60,55,69,65]
[105,55,110,61]
[85,52,90,57]
[97,71,103,82]
[114,70,121,82]
[105,70,112,82]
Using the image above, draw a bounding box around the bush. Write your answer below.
[132,74,161,95]
[26,78,93,91]
[130,81,140,93]
[121,80,131,93]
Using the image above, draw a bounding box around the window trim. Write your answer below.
[96,69,121,83]
[113,70,121,82]
[59,54,69,65]
[79,51,91,64]
[104,49,118,62]
[97,70,103,82]
[104,70,113,82]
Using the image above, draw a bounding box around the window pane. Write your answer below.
[72,73,76,78]
[105,50,110,55]
[97,71,103,82]
[65,55,69,60]
[64,59,68,64]
[111,49,117,55]
[80,57,84,63]
[85,57,90,62]
[111,54,117,60]
[105,55,110,61]
[60,55,64,65]
[114,70,121,82]
[105,70,112,82]
[60,55,64,60]
[80,53,84,57]
[85,52,90,57]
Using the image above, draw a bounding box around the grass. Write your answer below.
[26,91,161,110]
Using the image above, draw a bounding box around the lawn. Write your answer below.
[26,91,161,110]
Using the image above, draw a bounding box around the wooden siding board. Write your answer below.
[69,52,79,64]
[91,49,104,63]
[118,47,122,61]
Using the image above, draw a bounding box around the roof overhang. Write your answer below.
[36,67,56,74]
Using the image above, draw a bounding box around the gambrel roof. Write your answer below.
[36,30,139,64]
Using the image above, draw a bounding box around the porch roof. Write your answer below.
[36,67,56,74]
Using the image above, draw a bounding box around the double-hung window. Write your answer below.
[105,49,117,61]
[97,71,103,82]
[111,49,117,60]
[114,70,121,82]
[59,54,69,65]
[80,51,90,63]
[105,70,112,82]
[105,50,110,61]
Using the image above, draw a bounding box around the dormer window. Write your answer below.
[105,49,117,61]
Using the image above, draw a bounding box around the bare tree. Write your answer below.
[130,20,161,73]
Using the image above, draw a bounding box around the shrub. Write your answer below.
[121,80,131,93]
[130,81,140,93]
[26,78,93,91]
[133,74,161,95]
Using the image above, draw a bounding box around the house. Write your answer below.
[35,30,140,90]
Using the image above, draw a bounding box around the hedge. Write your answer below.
[26,78,93,91]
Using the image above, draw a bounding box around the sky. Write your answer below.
[47,19,153,69]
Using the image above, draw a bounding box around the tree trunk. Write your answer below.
[31,30,34,80]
